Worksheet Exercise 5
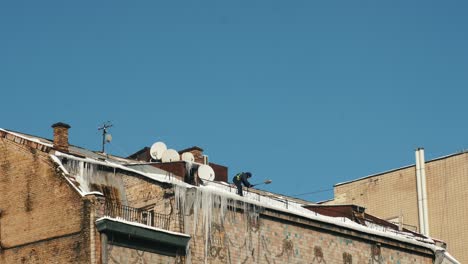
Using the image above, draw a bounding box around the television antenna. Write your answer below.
[98,121,113,153]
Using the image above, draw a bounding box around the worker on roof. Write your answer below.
[232,172,252,196]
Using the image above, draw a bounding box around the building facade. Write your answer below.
[325,149,467,263]
[0,124,458,263]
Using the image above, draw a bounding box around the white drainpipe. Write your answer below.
[419,148,430,236]
[415,148,430,236]
[415,148,424,234]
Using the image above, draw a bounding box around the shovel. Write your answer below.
[252,179,273,187]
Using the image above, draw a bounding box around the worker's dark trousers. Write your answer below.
[234,181,243,196]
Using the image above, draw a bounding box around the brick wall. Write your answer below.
[1,234,87,264]
[106,244,180,263]
[0,137,90,264]
[328,153,468,263]
[181,202,433,264]
[122,174,169,208]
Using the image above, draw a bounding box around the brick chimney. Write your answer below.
[51,122,71,152]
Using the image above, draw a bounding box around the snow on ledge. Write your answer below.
[0,128,53,148]
[96,216,191,238]
[84,191,104,196]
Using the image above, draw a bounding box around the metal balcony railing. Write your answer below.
[101,200,173,231]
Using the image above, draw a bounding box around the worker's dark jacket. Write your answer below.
[233,173,252,187]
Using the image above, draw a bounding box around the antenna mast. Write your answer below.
[98,121,113,153]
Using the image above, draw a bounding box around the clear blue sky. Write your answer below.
[1,1,467,202]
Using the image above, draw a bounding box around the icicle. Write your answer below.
[173,183,265,264]
[174,185,186,215]
[202,190,212,263]
[62,159,101,193]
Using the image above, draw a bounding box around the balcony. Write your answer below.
[95,198,190,256]
[100,200,173,230]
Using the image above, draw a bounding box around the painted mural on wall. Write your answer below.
[369,244,383,264]
[312,246,326,263]
[107,244,183,264]
[343,252,352,264]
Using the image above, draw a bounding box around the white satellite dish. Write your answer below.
[198,164,215,181]
[150,142,167,160]
[161,149,180,162]
[181,152,195,162]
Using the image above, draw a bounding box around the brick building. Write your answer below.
[0,124,459,263]
[324,148,467,263]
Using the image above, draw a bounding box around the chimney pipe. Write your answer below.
[51,122,71,152]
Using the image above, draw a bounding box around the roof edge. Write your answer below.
[335,151,468,187]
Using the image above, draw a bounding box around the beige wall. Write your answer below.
[328,152,468,263]
[1,235,87,264]
[0,137,90,263]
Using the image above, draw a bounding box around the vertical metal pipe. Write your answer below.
[419,148,430,236]
[415,148,425,234]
